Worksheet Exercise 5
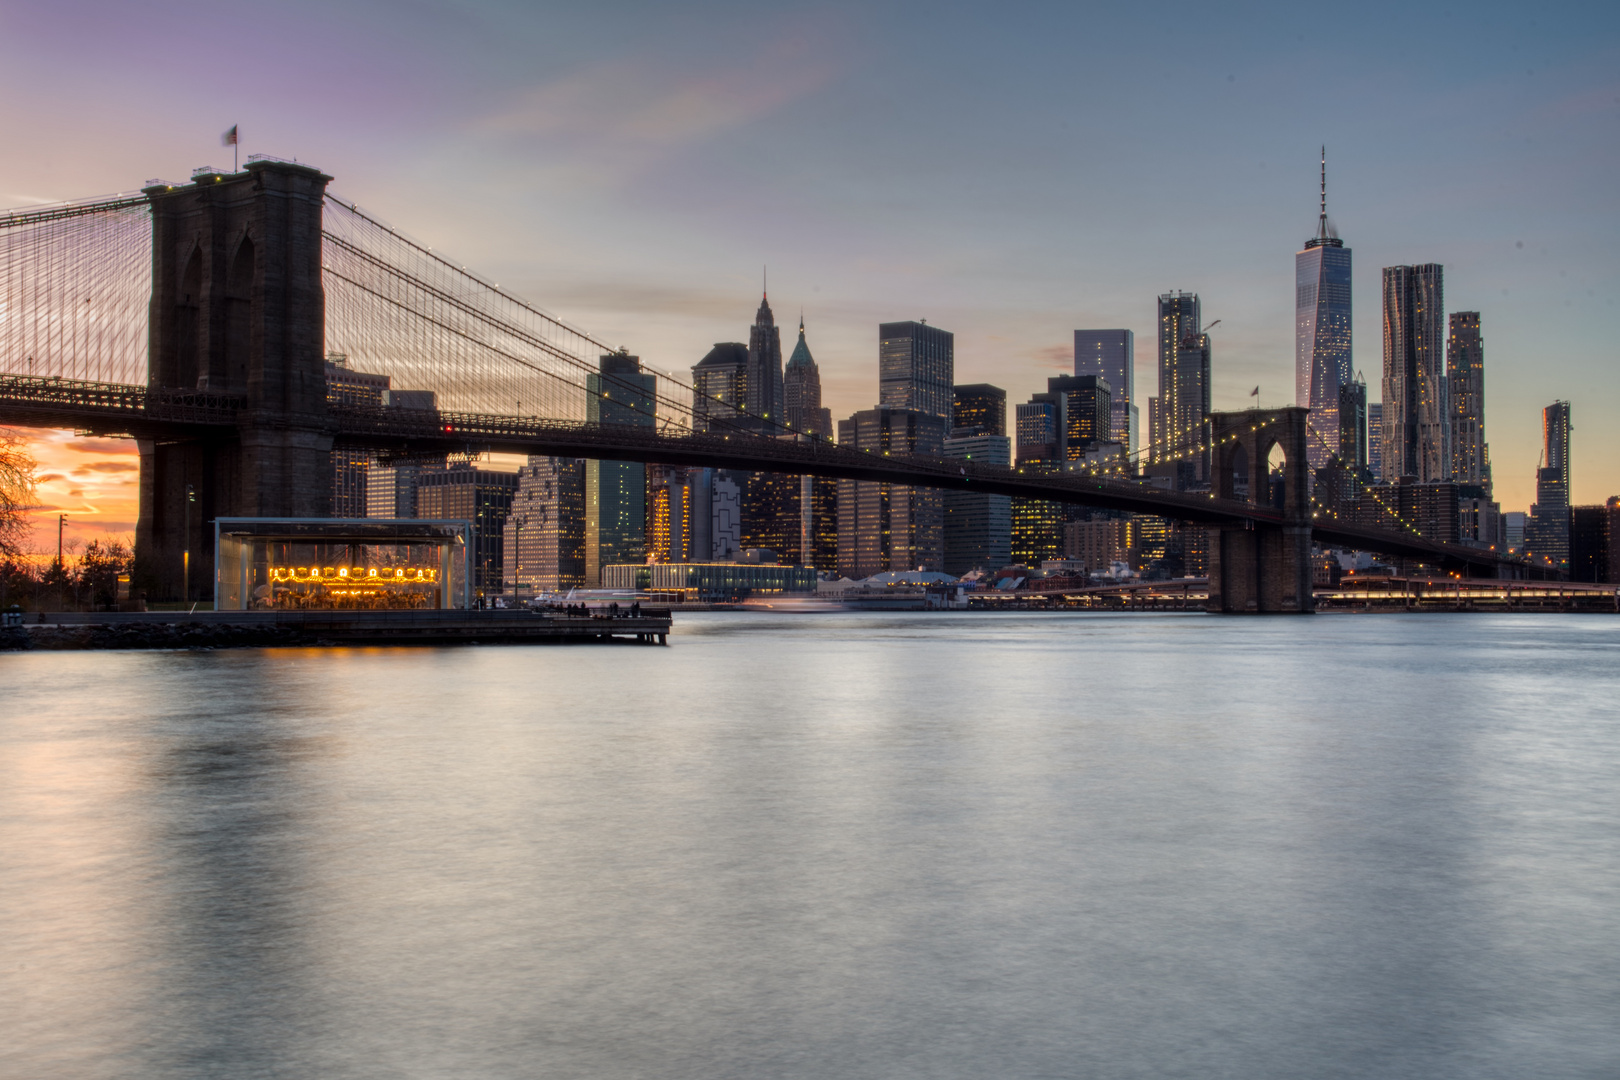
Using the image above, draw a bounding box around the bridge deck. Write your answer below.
[0,374,1546,578]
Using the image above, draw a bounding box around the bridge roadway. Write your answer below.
[0,373,1536,577]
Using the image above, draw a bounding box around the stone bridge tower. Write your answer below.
[1206,405,1314,613]
[134,160,334,601]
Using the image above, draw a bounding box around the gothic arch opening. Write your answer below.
[174,246,203,389]
[223,234,255,391]
[1265,441,1288,511]
[1231,442,1249,502]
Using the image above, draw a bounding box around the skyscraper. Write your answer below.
[747,294,784,424]
[1074,329,1137,457]
[952,383,1007,436]
[836,407,946,577]
[1338,375,1368,473]
[777,319,837,566]
[692,342,748,433]
[879,321,954,420]
[503,456,586,594]
[1381,263,1446,482]
[942,432,1011,575]
[647,465,699,564]
[1295,149,1353,472]
[1015,397,1061,463]
[585,352,656,584]
[417,464,519,598]
[1526,400,1572,567]
[1448,312,1490,491]
[1046,374,1113,458]
[1367,403,1384,481]
[325,357,392,518]
[783,316,832,438]
[1152,291,1210,483]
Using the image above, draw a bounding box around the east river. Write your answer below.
[3,611,1618,1079]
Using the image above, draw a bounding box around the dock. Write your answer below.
[2,609,673,650]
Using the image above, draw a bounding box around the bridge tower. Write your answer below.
[1205,406,1315,613]
[134,161,334,601]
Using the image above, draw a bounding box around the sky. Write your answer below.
[3,0,1617,553]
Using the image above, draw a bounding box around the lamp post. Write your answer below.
[183,484,195,602]
[513,518,523,605]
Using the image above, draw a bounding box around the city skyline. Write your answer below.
[2,0,1616,553]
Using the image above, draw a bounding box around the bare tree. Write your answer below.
[0,428,39,558]
[78,536,133,611]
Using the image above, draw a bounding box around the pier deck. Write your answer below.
[2,609,673,649]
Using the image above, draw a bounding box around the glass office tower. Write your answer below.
[1153,292,1209,483]
[1448,312,1490,491]
[1074,329,1136,460]
[585,352,656,585]
[879,321,954,421]
[1295,152,1353,473]
[1382,263,1447,483]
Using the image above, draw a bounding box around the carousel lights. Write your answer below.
[269,566,439,584]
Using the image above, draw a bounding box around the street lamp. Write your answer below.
[183,484,195,602]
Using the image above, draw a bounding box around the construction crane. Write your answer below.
[1202,319,1222,333]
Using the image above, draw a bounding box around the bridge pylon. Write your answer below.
[134,161,334,602]
[1205,406,1314,614]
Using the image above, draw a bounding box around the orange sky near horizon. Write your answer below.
[14,429,140,560]
[10,431,531,561]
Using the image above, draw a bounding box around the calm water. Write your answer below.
[2,612,1618,1079]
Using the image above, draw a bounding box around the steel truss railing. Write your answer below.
[0,374,246,429]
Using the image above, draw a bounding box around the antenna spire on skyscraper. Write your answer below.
[1318,145,1329,240]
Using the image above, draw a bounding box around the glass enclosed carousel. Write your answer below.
[214,519,473,611]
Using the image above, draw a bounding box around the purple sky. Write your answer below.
[3,0,1617,511]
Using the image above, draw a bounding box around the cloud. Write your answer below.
[1031,344,1072,367]
[477,24,840,179]
[37,473,65,483]
[66,438,138,454]
[75,460,138,473]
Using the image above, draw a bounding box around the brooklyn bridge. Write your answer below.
[0,158,1544,614]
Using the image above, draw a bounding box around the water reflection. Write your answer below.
[1,615,1617,1079]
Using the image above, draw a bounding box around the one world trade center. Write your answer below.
[1295,148,1352,472]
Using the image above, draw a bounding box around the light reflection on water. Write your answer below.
[2,612,1618,1079]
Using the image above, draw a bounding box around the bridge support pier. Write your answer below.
[1207,523,1314,613]
[1204,406,1315,614]
[133,161,333,603]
